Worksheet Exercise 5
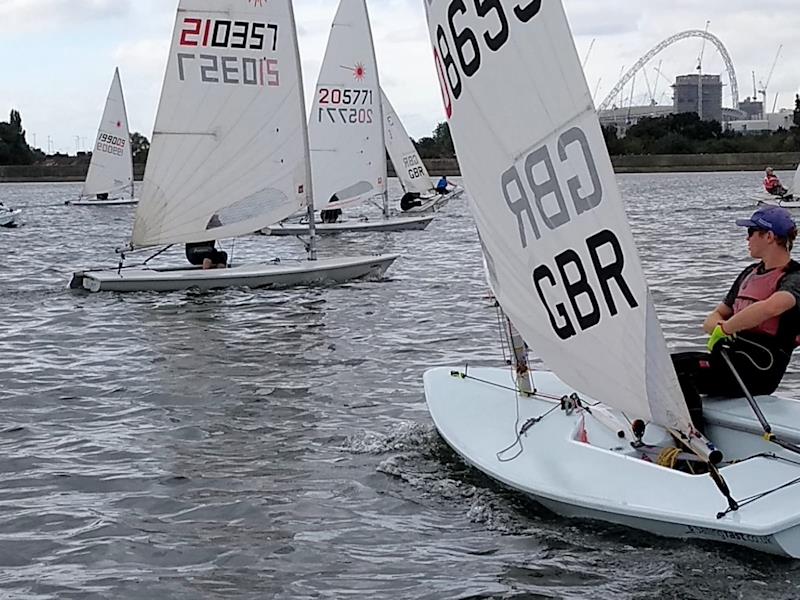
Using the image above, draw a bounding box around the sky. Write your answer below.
[1,0,799,154]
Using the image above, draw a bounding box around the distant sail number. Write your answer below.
[434,0,542,113]
[179,19,278,52]
[317,108,374,125]
[177,54,279,86]
[96,132,126,157]
[403,155,426,179]
[318,88,374,106]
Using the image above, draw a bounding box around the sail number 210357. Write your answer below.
[431,0,542,116]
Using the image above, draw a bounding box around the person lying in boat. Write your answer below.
[320,194,342,224]
[400,191,423,211]
[435,176,450,195]
[672,206,800,429]
[96,192,109,200]
[185,240,228,270]
[764,167,791,198]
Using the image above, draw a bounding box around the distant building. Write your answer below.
[739,97,764,120]
[673,74,723,122]
[597,105,674,135]
[726,109,796,134]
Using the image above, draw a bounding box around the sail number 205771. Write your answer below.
[432,0,542,116]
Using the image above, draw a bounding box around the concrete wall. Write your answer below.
[2,153,798,182]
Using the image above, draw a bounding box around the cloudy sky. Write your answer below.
[1,0,798,154]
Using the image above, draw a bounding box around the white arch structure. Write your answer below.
[598,30,739,111]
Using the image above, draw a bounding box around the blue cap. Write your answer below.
[735,206,797,237]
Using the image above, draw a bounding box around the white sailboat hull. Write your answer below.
[424,366,800,558]
[67,197,139,207]
[69,254,398,293]
[0,209,21,227]
[403,187,464,214]
[263,215,433,236]
[756,194,800,209]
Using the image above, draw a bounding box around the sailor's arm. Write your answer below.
[719,291,797,334]
[703,303,734,334]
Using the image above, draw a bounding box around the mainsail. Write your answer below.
[308,0,386,212]
[131,0,310,248]
[381,89,433,195]
[82,68,134,199]
[423,0,692,431]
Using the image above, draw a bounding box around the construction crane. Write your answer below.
[758,44,783,118]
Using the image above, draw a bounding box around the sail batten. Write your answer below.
[423,0,692,431]
[308,0,385,212]
[131,0,309,248]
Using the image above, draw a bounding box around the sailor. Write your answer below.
[96,192,109,200]
[320,194,342,224]
[672,206,800,427]
[435,175,450,195]
[185,240,228,270]
[764,167,789,197]
[400,191,423,211]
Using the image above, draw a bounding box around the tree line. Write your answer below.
[3,99,800,166]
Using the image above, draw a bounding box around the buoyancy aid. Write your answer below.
[732,260,800,347]
[765,174,782,193]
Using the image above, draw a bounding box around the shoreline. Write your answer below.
[1,151,798,182]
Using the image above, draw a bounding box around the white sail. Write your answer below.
[792,163,800,196]
[423,0,692,431]
[82,68,133,199]
[308,0,386,212]
[131,0,310,248]
[381,89,433,195]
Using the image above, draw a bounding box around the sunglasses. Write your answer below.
[748,227,769,238]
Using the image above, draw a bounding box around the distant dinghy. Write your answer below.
[381,88,463,214]
[264,0,433,236]
[70,0,397,293]
[67,68,138,207]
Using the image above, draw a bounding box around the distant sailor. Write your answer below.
[400,191,423,211]
[435,175,450,195]
[672,206,800,429]
[764,167,790,198]
[96,192,109,200]
[185,240,228,270]
[320,194,342,224]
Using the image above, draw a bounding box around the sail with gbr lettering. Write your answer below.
[131,0,309,248]
[423,0,692,431]
[381,89,434,195]
[308,0,386,212]
[81,68,134,200]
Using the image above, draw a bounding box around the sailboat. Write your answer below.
[69,0,397,293]
[422,0,800,557]
[757,164,800,208]
[262,0,433,236]
[381,88,462,214]
[0,204,21,227]
[67,68,138,207]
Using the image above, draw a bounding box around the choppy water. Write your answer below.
[1,173,800,599]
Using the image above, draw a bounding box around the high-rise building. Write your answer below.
[673,74,723,122]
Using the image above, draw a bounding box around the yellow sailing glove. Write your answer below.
[707,324,733,352]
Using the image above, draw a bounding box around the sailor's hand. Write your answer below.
[707,324,734,352]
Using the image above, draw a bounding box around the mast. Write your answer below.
[288,0,317,259]
[363,0,389,219]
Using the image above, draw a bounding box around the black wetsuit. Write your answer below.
[400,192,423,211]
[185,241,228,267]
